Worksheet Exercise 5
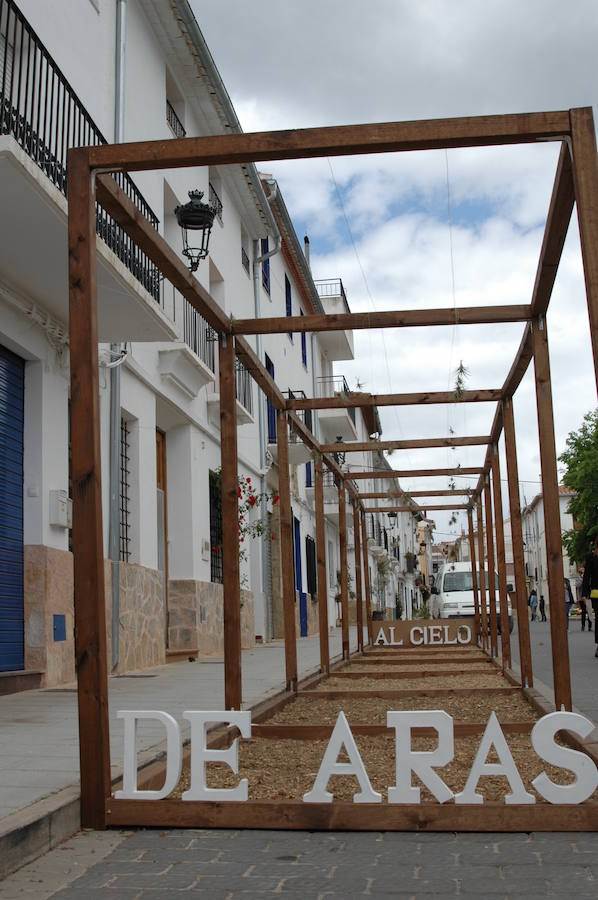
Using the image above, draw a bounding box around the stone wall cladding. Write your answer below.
[24,545,75,687]
[294,591,320,637]
[168,579,255,655]
[116,562,165,672]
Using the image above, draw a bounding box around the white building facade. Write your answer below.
[521,488,578,607]
[0,0,421,687]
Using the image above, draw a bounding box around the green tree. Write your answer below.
[559,409,598,563]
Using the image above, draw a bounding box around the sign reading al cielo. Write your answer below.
[374,617,477,647]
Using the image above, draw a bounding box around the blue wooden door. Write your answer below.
[0,345,24,671]
[294,516,307,637]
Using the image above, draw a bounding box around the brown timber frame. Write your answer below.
[68,108,598,830]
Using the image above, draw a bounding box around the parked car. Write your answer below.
[430,562,513,633]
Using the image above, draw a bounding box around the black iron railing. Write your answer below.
[166,99,185,138]
[1,0,160,302]
[314,278,350,313]
[317,374,356,426]
[183,301,215,372]
[241,246,250,273]
[287,389,313,440]
[235,360,253,415]
[209,181,223,224]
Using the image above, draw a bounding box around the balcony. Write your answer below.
[316,375,357,442]
[0,0,175,342]
[206,360,254,427]
[305,467,338,508]
[314,278,354,361]
[268,390,313,465]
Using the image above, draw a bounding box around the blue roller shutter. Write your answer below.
[0,345,24,671]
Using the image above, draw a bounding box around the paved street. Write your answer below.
[3,827,598,899]
[510,611,598,726]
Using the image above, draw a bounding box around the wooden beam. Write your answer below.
[476,498,488,651]
[67,149,110,830]
[483,478,499,658]
[570,107,598,391]
[353,503,364,652]
[219,335,242,710]
[277,410,298,691]
[363,504,469,513]
[88,109,572,172]
[320,436,491,453]
[95,174,230,334]
[286,412,345,484]
[314,455,330,674]
[234,336,286,409]
[502,324,533,400]
[361,510,374,646]
[338,485,350,661]
[467,509,481,640]
[530,141,575,318]
[233,305,531,336]
[502,396,534,688]
[357,490,472,499]
[288,390,502,410]
[349,468,483,479]
[531,317,572,710]
[491,449,512,673]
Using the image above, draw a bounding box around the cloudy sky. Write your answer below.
[192,0,598,540]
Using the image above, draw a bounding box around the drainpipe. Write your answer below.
[109,0,127,669]
[304,234,319,441]
[253,179,281,642]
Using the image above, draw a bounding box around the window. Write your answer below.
[261,238,270,294]
[300,311,307,367]
[305,461,313,488]
[265,355,276,443]
[285,275,293,340]
[119,419,131,562]
[306,536,317,596]
[209,471,223,584]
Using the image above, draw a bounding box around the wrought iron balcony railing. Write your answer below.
[1,0,160,302]
[209,181,223,225]
[235,359,253,415]
[166,99,186,138]
[317,374,356,425]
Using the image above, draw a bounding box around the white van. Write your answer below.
[430,561,513,633]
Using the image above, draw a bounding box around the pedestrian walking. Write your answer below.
[578,566,592,631]
[565,577,575,630]
[539,594,547,622]
[530,591,538,622]
[581,536,598,656]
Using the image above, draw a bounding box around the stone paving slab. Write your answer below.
[3,828,598,899]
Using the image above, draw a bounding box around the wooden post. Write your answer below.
[570,108,598,391]
[219,335,242,709]
[483,478,499,657]
[467,508,481,640]
[68,150,110,829]
[277,410,298,690]
[491,449,512,672]
[338,482,350,660]
[532,316,572,710]
[476,498,488,650]
[361,511,374,646]
[315,454,329,674]
[502,396,534,688]
[353,501,364,652]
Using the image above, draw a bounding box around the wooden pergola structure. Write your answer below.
[67,108,598,830]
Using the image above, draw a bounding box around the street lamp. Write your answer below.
[387,511,397,523]
[174,190,217,271]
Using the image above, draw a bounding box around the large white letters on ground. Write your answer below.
[182,711,251,802]
[115,710,182,801]
[531,711,598,804]
[386,711,454,804]
[303,712,382,804]
[455,712,535,805]
[374,627,389,646]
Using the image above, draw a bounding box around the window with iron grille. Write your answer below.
[306,535,317,596]
[119,418,131,562]
[285,275,293,340]
[209,470,223,584]
[261,238,270,294]
[305,461,313,488]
